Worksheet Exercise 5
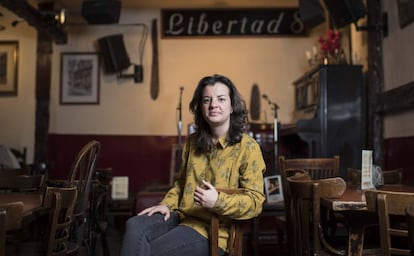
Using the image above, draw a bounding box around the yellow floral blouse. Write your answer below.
[160,133,266,252]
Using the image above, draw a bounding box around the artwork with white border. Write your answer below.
[264,175,283,204]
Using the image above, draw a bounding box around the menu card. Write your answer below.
[361,150,375,190]
[111,176,129,200]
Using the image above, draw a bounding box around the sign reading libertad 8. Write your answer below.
[161,8,307,38]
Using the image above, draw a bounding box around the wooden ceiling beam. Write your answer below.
[0,0,67,44]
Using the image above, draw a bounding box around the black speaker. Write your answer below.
[97,34,131,74]
[81,0,121,24]
[299,0,326,29]
[323,0,366,28]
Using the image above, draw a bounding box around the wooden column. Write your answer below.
[366,0,385,167]
[34,2,53,163]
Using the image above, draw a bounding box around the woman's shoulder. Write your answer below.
[241,133,259,145]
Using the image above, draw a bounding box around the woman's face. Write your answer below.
[201,82,233,129]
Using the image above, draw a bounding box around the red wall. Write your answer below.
[384,135,414,185]
[47,134,178,193]
[47,133,414,193]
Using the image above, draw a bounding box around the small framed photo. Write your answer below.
[264,175,283,204]
[0,41,18,96]
[60,52,100,104]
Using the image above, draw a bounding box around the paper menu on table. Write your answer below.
[361,150,375,190]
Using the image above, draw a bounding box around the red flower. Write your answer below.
[318,29,341,55]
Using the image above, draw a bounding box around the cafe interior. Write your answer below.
[0,0,414,255]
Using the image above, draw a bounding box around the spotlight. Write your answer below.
[54,9,66,25]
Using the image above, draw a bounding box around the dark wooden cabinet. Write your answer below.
[294,65,366,177]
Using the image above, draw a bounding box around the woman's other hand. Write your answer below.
[194,180,219,208]
[138,204,170,221]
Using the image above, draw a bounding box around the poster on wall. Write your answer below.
[60,52,100,105]
[0,41,18,96]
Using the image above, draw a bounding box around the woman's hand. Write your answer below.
[138,204,170,221]
[194,180,219,208]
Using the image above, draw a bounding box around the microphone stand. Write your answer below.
[271,103,279,175]
[263,94,279,175]
[177,87,184,149]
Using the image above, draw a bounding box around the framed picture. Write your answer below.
[398,0,414,29]
[264,175,283,204]
[60,52,100,104]
[0,41,18,96]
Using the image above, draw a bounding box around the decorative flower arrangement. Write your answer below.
[305,29,347,67]
[318,29,341,56]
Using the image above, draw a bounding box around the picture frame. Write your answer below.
[264,175,283,204]
[60,52,100,104]
[398,0,414,29]
[0,41,18,96]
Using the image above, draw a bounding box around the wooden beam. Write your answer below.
[377,81,414,114]
[0,0,67,44]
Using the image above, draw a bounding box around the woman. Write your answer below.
[120,74,266,256]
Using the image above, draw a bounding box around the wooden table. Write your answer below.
[0,192,44,230]
[321,184,414,256]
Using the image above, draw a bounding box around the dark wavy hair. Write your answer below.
[189,74,248,154]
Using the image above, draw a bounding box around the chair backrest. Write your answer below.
[65,140,101,249]
[287,177,346,256]
[406,205,414,256]
[0,174,45,192]
[210,188,245,256]
[347,168,403,186]
[279,155,340,254]
[43,186,78,256]
[0,201,24,256]
[279,155,340,180]
[365,190,414,256]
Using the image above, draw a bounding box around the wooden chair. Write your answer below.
[65,140,101,254]
[365,190,414,256]
[43,186,79,256]
[287,176,347,256]
[0,202,24,256]
[347,168,403,186]
[5,187,78,256]
[210,188,245,256]
[406,205,414,256]
[279,155,340,180]
[278,155,341,253]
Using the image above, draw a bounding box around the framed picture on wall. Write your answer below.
[0,41,18,96]
[264,175,283,204]
[60,52,100,104]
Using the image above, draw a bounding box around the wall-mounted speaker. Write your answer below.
[323,0,366,28]
[97,34,131,74]
[81,0,121,24]
[299,0,326,29]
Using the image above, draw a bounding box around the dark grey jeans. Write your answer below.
[120,212,226,256]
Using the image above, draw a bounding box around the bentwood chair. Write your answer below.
[66,140,101,254]
[287,176,347,256]
[278,155,341,253]
[365,190,414,256]
[210,188,245,256]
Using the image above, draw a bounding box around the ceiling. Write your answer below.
[49,0,298,22]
